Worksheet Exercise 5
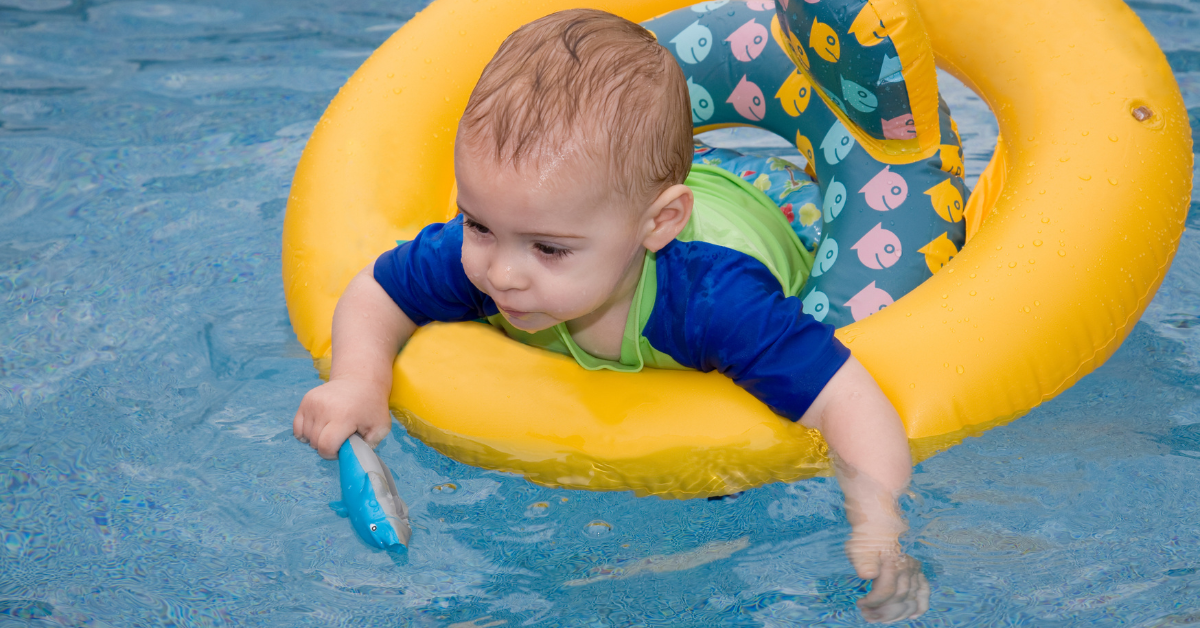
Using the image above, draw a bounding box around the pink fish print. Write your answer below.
[859,165,908,211]
[851,223,902,269]
[746,0,774,10]
[727,75,766,121]
[845,281,894,321]
[882,114,916,140]
[726,19,769,62]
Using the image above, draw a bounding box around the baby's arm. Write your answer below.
[800,356,929,622]
[293,264,417,459]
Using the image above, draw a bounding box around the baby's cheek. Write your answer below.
[460,250,488,291]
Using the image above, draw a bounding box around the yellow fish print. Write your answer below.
[771,15,808,70]
[848,2,890,47]
[775,70,812,117]
[918,232,958,273]
[795,132,815,166]
[940,144,965,178]
[809,17,840,63]
[925,178,964,223]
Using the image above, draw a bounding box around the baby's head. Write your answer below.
[454,9,693,333]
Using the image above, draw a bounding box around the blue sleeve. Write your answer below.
[372,216,498,326]
[643,241,851,421]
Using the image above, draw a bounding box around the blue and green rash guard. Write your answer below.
[373,164,851,421]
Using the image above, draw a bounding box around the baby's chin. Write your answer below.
[499,310,561,333]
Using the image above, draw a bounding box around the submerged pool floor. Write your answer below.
[2,0,1200,625]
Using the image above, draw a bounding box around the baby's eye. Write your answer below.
[534,243,571,259]
[464,217,490,235]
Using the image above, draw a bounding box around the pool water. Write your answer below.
[1,0,1198,625]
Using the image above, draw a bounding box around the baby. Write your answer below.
[294,8,927,622]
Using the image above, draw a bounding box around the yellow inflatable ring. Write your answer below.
[284,0,1192,498]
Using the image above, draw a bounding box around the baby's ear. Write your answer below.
[643,184,693,253]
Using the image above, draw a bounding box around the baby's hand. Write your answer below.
[293,377,392,459]
[846,534,930,623]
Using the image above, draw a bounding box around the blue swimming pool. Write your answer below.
[2,0,1198,625]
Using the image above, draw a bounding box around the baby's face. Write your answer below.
[454,145,649,333]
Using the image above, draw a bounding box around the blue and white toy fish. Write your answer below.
[330,434,412,552]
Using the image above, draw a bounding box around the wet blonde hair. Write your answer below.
[458,9,692,204]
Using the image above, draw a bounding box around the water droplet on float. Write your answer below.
[1033,239,1043,246]
[1023,305,1031,313]
[583,520,613,538]
[970,290,977,296]
[433,482,458,494]
[956,365,965,374]
[1108,178,1118,186]
[1079,174,1092,181]
[387,72,394,78]
[1058,250,1067,257]
[1009,261,1018,268]
[1108,134,1119,142]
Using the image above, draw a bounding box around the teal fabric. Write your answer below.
[777,0,913,141]
[645,2,969,327]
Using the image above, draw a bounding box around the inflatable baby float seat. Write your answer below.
[283,0,1193,499]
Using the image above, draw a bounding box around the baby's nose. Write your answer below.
[487,262,523,291]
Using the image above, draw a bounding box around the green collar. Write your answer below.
[552,250,656,372]
[489,248,680,372]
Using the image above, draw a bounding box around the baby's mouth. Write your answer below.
[499,305,533,319]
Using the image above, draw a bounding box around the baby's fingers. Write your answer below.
[361,421,391,449]
[910,572,931,619]
[293,406,308,443]
[858,555,922,623]
[294,388,335,450]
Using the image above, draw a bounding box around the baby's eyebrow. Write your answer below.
[521,230,586,240]
[457,204,585,240]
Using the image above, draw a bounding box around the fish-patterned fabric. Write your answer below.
[646,1,968,328]
[773,0,919,142]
